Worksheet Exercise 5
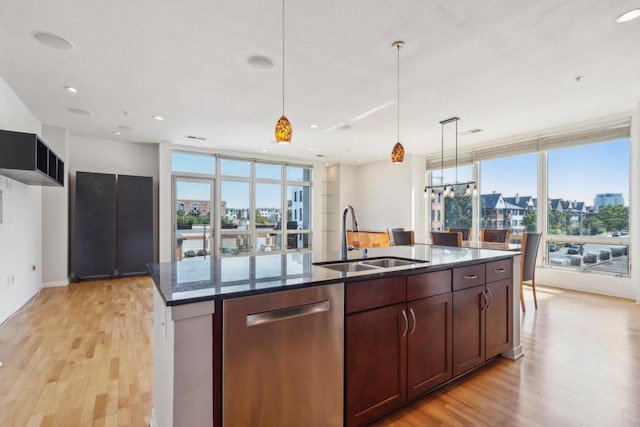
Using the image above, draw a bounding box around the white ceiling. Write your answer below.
[1,0,639,164]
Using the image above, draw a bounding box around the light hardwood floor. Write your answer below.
[0,278,639,426]
[0,278,152,427]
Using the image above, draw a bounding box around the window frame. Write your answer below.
[171,151,313,258]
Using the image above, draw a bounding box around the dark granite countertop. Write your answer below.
[149,245,518,306]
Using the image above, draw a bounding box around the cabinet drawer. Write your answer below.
[486,259,512,283]
[407,270,451,301]
[453,264,486,291]
[346,276,406,314]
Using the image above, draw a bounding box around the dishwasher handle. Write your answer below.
[246,300,330,327]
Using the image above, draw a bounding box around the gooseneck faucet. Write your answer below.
[342,205,359,260]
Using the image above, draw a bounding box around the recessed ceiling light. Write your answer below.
[114,131,121,135]
[310,124,318,129]
[260,148,268,152]
[247,55,274,70]
[67,107,91,116]
[307,147,318,151]
[153,115,165,121]
[32,31,74,50]
[64,86,78,93]
[616,9,640,23]
[460,129,483,135]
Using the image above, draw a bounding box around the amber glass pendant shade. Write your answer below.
[275,115,292,144]
[391,142,405,163]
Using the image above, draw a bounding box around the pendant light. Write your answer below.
[274,0,292,144]
[390,41,405,163]
[424,117,477,197]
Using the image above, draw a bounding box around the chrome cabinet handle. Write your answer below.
[464,274,477,279]
[409,308,416,335]
[486,289,494,309]
[494,268,506,273]
[246,300,330,326]
[480,290,487,309]
[401,310,409,337]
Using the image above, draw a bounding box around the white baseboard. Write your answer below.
[42,279,70,288]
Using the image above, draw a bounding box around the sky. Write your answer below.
[436,138,629,207]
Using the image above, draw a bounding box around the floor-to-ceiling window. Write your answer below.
[171,152,312,260]
[426,117,631,278]
[546,138,629,275]
[479,153,538,243]
[428,165,473,232]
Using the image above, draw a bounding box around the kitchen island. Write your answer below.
[149,245,522,427]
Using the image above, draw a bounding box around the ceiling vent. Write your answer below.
[185,135,207,141]
[461,128,483,135]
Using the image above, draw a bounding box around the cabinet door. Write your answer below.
[117,175,153,275]
[452,285,485,377]
[74,172,116,279]
[407,292,452,399]
[346,303,407,427]
[486,278,513,358]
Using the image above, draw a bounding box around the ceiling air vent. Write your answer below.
[185,135,207,141]
[461,128,483,135]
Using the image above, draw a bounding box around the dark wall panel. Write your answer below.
[117,175,153,275]
[74,172,116,279]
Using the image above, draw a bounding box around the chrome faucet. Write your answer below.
[341,205,359,260]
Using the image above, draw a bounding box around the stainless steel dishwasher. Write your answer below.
[223,283,344,427]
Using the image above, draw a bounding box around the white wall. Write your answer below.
[68,135,160,275]
[0,75,43,324]
[41,125,69,287]
[352,156,415,236]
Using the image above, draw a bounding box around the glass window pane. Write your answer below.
[256,232,282,252]
[221,257,250,282]
[256,163,282,180]
[220,233,251,255]
[547,139,629,237]
[286,166,311,182]
[172,152,215,174]
[256,254,283,279]
[287,185,310,230]
[221,159,251,177]
[221,181,250,229]
[546,242,629,275]
[286,232,310,250]
[480,153,537,242]
[430,166,472,232]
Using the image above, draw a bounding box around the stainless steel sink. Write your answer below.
[361,258,416,268]
[315,261,380,272]
[314,257,427,272]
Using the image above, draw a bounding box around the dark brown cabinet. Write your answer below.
[346,302,407,427]
[452,284,486,376]
[407,291,452,398]
[346,271,453,426]
[452,260,513,377]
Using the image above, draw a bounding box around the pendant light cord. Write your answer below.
[396,44,400,142]
[282,0,285,116]
[455,118,458,184]
[440,122,444,187]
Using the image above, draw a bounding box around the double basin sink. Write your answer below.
[314,257,428,273]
